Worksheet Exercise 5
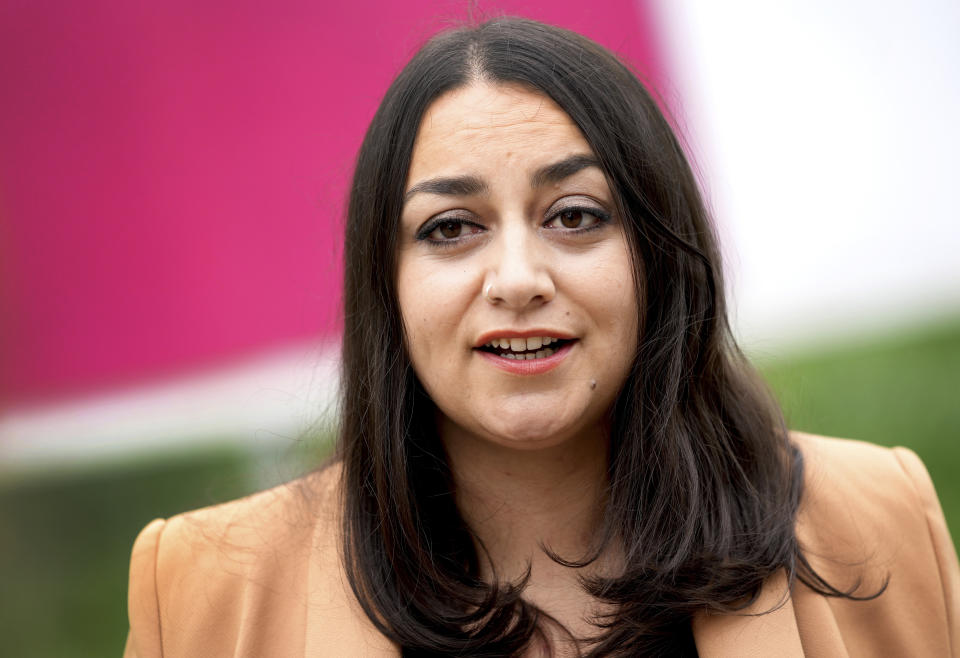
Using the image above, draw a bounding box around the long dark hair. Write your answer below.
[339,17,865,656]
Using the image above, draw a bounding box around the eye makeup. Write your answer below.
[543,204,612,233]
[411,196,614,247]
[414,214,484,246]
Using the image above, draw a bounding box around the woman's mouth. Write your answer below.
[474,336,576,374]
[476,336,574,360]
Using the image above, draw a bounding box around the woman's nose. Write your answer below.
[482,227,556,309]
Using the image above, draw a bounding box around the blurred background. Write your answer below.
[1,1,957,655]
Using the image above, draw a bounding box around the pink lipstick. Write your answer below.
[474,338,575,375]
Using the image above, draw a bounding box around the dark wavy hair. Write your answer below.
[338,17,866,656]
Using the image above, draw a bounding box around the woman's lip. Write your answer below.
[473,329,577,348]
[476,340,574,375]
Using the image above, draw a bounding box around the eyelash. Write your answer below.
[415,205,612,247]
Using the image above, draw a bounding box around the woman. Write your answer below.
[124,18,959,657]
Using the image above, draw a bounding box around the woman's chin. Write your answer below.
[433,388,607,452]
[475,411,586,451]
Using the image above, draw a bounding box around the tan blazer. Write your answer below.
[123,433,960,656]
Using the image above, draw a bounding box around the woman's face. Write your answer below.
[396,82,638,450]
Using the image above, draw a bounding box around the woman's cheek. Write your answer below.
[399,260,471,371]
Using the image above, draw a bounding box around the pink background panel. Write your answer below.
[0,0,665,409]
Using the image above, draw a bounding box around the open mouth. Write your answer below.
[475,336,576,360]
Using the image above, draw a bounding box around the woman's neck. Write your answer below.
[440,418,618,652]
[441,418,611,582]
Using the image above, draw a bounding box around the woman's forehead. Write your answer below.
[407,82,593,182]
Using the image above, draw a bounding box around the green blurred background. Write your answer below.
[1,317,957,657]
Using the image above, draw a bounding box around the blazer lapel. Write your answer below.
[692,570,805,657]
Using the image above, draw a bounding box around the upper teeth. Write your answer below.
[484,336,559,352]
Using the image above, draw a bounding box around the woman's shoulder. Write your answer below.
[787,431,960,655]
[125,461,351,657]
[789,430,949,563]
[789,430,946,529]
[135,459,343,563]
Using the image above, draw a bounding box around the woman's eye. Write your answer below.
[436,220,464,239]
[546,208,607,230]
[416,217,483,244]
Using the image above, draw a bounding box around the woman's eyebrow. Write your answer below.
[530,154,601,188]
[403,154,601,203]
[404,176,488,202]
